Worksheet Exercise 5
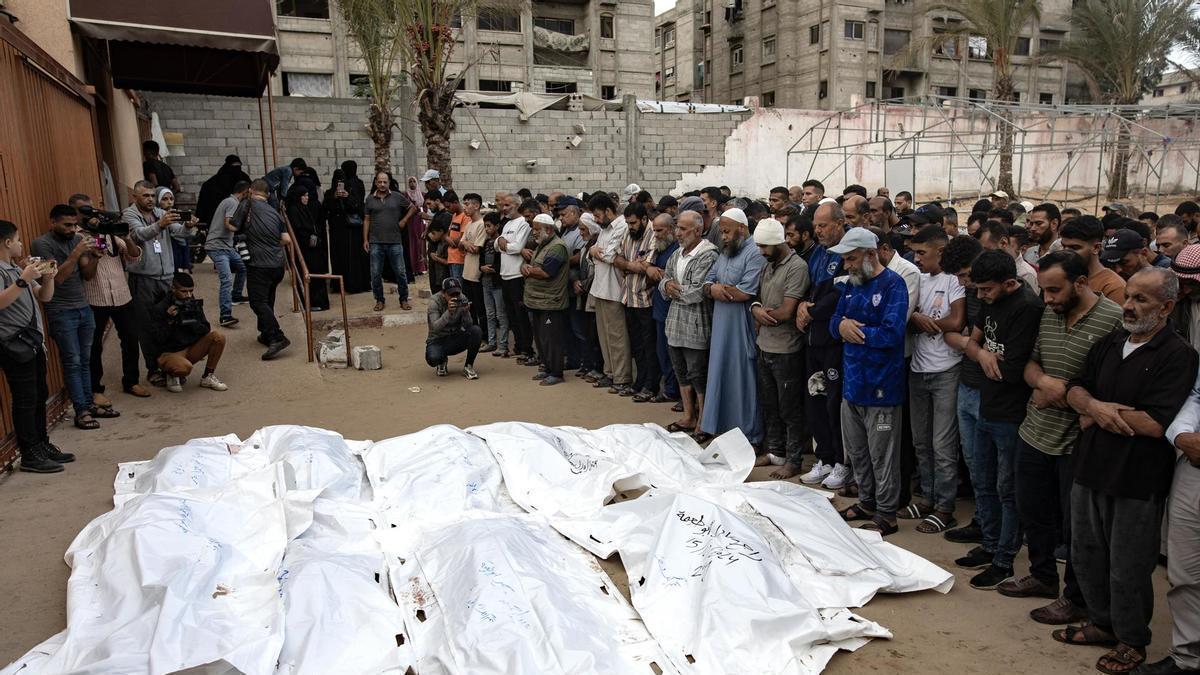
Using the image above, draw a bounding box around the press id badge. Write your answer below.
[152,240,162,254]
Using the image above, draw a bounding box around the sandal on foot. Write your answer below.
[1097,644,1146,674]
[666,422,696,433]
[74,413,99,430]
[89,406,120,419]
[860,515,899,537]
[1052,623,1119,648]
[839,503,876,522]
[898,502,931,520]
[672,402,685,413]
[916,513,958,534]
[838,483,860,498]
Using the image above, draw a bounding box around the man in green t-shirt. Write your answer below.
[1000,251,1122,625]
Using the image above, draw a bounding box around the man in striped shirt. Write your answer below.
[616,207,659,400]
[999,251,1122,624]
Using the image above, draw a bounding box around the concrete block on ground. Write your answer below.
[352,345,383,370]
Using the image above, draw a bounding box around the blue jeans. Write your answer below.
[973,418,1022,568]
[208,249,246,319]
[481,276,508,350]
[46,306,96,414]
[448,263,464,280]
[370,243,409,303]
[655,318,679,398]
[956,384,981,472]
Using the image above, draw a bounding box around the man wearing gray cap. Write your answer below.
[751,217,811,477]
[421,169,447,197]
[831,226,910,537]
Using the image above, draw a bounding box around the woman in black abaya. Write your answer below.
[286,181,330,311]
[325,165,371,294]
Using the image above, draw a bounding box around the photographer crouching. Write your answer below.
[426,277,481,379]
[0,220,75,472]
[151,273,227,393]
[122,180,198,386]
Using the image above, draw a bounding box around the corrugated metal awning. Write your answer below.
[69,0,279,97]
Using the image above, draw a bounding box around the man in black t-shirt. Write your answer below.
[958,250,1043,591]
[142,140,180,193]
[1054,267,1197,672]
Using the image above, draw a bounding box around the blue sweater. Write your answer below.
[830,267,909,407]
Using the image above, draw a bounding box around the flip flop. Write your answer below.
[916,513,958,534]
[860,515,899,537]
[839,503,876,522]
[666,422,696,433]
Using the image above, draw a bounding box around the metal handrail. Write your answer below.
[278,206,352,364]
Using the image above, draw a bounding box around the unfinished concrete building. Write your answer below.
[274,0,656,99]
[654,0,1073,108]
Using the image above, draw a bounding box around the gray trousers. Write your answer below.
[909,367,961,514]
[1072,482,1162,648]
[1168,457,1200,669]
[840,401,902,518]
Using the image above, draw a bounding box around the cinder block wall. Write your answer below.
[145,93,747,203]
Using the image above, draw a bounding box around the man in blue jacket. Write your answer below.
[830,227,910,537]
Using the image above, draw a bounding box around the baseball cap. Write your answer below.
[555,195,581,210]
[722,208,748,226]
[830,227,879,254]
[753,218,785,246]
[442,277,463,294]
[1100,229,1144,263]
[420,169,441,182]
[1172,244,1200,281]
[990,190,1009,200]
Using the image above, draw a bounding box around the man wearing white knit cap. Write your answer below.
[751,218,812,477]
[698,207,767,445]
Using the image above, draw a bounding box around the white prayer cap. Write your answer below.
[721,208,749,226]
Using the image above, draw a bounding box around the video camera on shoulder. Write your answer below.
[77,205,130,237]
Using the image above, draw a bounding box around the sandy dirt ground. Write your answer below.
[0,265,1176,674]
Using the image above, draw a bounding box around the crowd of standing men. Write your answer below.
[420,176,1200,675]
[6,134,1200,673]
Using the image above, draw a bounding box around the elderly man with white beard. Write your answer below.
[830,227,910,538]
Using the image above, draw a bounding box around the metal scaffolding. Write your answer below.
[785,96,1200,213]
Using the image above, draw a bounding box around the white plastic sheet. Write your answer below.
[581,491,889,675]
[276,498,410,675]
[398,514,675,675]
[5,423,954,675]
[6,470,289,675]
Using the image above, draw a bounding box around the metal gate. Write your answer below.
[0,30,102,470]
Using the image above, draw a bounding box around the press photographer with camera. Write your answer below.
[150,273,227,393]
[123,180,198,386]
[68,194,150,402]
[0,219,74,472]
[31,205,121,431]
[425,277,481,380]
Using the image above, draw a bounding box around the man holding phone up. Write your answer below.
[123,180,197,386]
[425,277,481,380]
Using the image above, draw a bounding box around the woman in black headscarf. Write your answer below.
[326,163,371,294]
[286,179,330,311]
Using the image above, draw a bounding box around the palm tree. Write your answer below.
[1048,0,1195,198]
[337,0,523,183]
[920,0,1043,198]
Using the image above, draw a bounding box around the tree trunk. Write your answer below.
[1107,117,1131,200]
[418,87,457,188]
[993,75,1016,197]
[368,101,394,174]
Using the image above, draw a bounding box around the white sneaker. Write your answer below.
[766,453,787,466]
[200,374,228,391]
[799,460,830,485]
[822,463,851,490]
[166,376,183,393]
